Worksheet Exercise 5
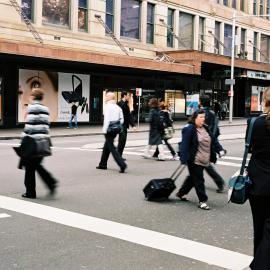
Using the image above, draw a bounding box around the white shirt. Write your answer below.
[103,100,124,134]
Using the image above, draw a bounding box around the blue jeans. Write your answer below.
[69,114,78,128]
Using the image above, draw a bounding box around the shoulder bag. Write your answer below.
[228,117,256,204]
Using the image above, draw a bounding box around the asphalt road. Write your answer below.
[0,125,254,270]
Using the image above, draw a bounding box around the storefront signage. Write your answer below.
[186,94,199,116]
[247,71,270,80]
[18,69,90,123]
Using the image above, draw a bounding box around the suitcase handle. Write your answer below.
[170,164,186,182]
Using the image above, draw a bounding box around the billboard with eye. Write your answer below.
[18,69,90,123]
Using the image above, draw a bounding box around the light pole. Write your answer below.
[229,12,270,123]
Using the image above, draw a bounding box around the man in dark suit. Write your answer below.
[117,91,136,160]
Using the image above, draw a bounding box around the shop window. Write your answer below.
[164,90,185,117]
[224,24,232,56]
[21,0,33,21]
[42,0,70,27]
[179,12,194,50]
[106,0,114,33]
[146,3,155,44]
[199,17,205,51]
[78,0,87,31]
[167,8,174,48]
[121,0,141,39]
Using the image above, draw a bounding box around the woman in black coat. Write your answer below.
[247,87,270,270]
[142,98,165,161]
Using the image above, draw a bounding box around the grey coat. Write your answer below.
[148,108,163,145]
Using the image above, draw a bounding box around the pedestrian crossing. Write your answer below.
[0,213,10,219]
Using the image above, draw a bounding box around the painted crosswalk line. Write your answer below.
[0,196,252,270]
[0,213,11,218]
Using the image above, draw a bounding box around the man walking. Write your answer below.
[200,95,226,193]
[117,91,136,160]
[68,101,79,129]
[96,92,127,173]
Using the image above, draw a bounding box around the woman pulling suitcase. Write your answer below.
[176,109,226,210]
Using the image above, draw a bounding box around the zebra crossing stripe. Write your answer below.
[0,213,11,218]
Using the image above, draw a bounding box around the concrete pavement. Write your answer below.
[0,118,246,140]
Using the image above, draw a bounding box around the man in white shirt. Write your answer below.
[96,92,127,173]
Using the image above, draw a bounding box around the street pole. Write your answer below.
[229,10,236,123]
[137,96,141,127]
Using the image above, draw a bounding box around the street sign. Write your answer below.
[136,88,142,96]
[225,79,235,85]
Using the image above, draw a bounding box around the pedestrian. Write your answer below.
[246,87,270,270]
[200,95,226,193]
[176,109,225,210]
[214,101,221,120]
[96,92,127,173]
[20,89,58,199]
[152,103,178,160]
[117,91,136,160]
[68,101,79,129]
[142,98,165,161]
[220,101,228,120]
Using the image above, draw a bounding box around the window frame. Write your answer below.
[21,0,34,22]
[78,0,88,32]
[179,12,194,50]
[253,32,258,61]
[146,2,155,44]
[167,8,174,48]
[199,17,205,52]
[106,0,115,34]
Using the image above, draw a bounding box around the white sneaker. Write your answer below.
[171,155,179,161]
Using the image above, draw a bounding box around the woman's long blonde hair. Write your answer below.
[263,87,270,129]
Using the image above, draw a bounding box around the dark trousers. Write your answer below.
[178,162,208,202]
[99,133,126,169]
[249,195,270,270]
[117,126,128,156]
[205,164,225,189]
[153,139,176,157]
[24,157,57,197]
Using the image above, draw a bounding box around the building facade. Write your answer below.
[0,0,270,127]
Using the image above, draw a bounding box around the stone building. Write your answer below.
[0,0,270,127]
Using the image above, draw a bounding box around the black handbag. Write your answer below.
[14,136,52,159]
[107,121,122,135]
[228,117,256,204]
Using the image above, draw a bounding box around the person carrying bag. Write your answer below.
[228,117,256,204]
[15,89,58,199]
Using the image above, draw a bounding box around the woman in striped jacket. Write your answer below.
[21,89,57,199]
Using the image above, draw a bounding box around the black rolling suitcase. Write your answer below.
[143,164,185,201]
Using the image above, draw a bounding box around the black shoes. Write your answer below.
[21,193,36,199]
[119,165,127,173]
[96,166,107,170]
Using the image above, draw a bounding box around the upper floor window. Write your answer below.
[260,35,270,63]
[199,17,205,51]
[106,0,114,33]
[146,3,155,44]
[260,0,264,15]
[21,0,33,21]
[214,21,221,54]
[232,0,237,8]
[78,0,87,31]
[42,0,70,27]
[167,8,174,48]
[240,28,246,58]
[121,0,141,39]
[223,0,228,6]
[240,0,245,11]
[267,0,270,19]
[253,0,257,15]
[179,12,194,50]
[224,24,232,56]
[253,32,258,61]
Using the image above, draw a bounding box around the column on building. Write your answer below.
[114,0,121,39]
[194,15,199,51]
[154,3,167,48]
[71,0,78,32]
[35,0,43,27]
[174,9,180,49]
[89,0,105,36]
[246,29,254,61]
[220,22,225,55]
[140,0,147,44]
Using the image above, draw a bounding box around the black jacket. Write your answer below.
[202,107,220,138]
[117,100,134,129]
[247,115,270,196]
[180,123,223,165]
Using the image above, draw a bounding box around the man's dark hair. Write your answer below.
[200,94,211,107]
[121,91,128,98]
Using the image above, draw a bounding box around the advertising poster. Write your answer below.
[186,94,199,116]
[18,69,90,123]
[251,86,266,112]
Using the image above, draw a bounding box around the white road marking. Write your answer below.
[0,213,11,218]
[0,196,252,270]
[216,161,241,167]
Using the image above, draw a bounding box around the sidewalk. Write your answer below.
[0,118,247,140]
